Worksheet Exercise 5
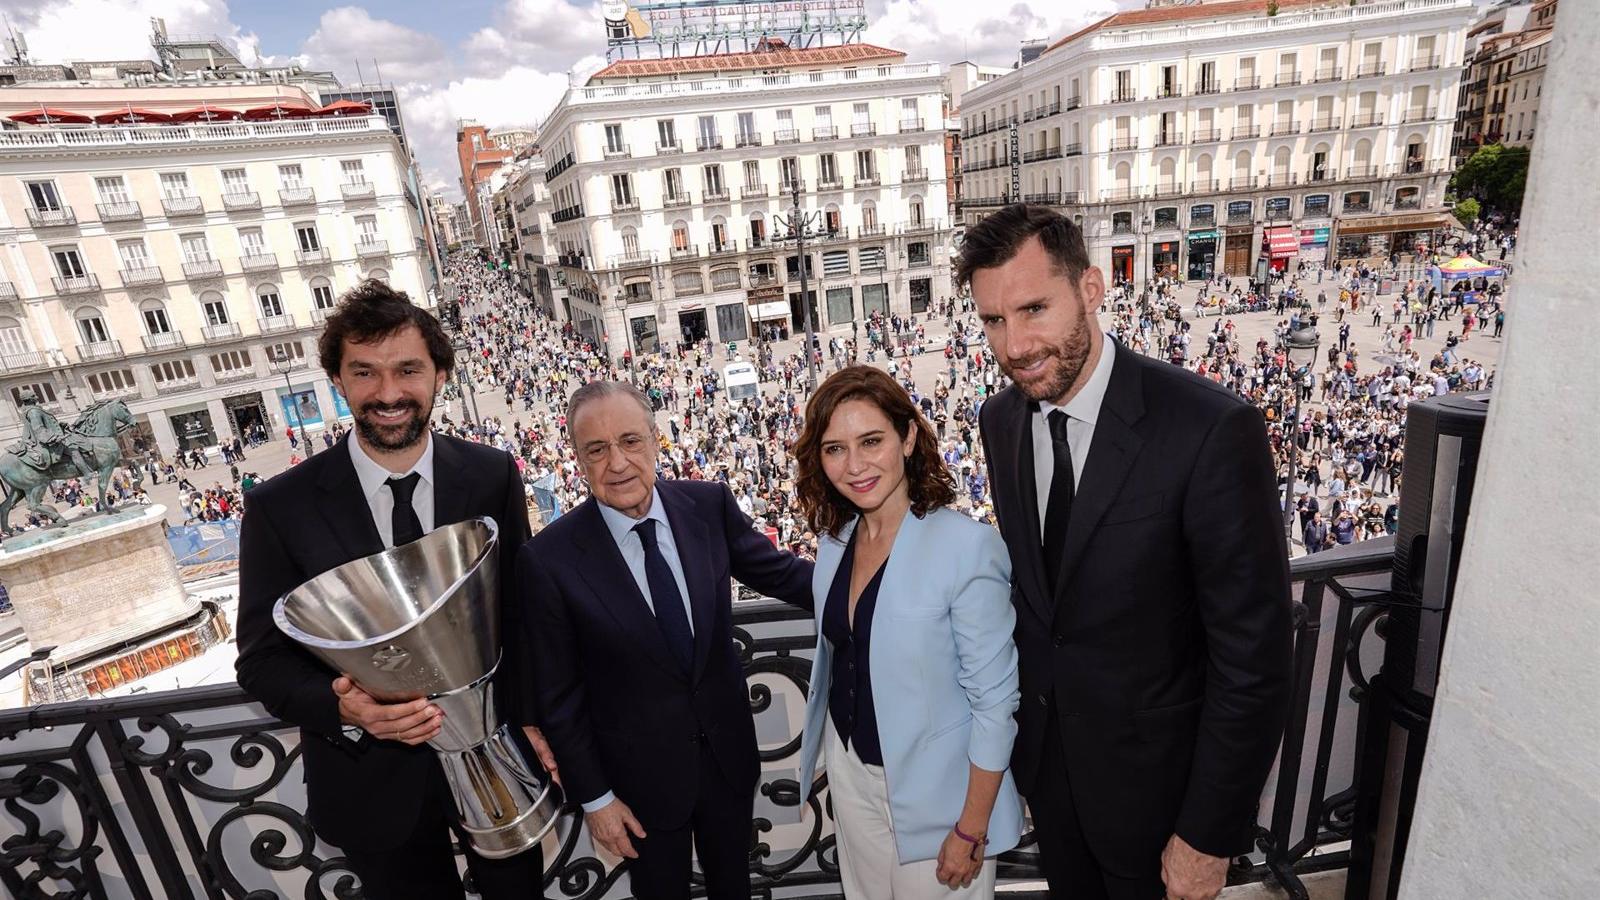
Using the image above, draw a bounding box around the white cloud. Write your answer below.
[864,0,1125,67]
[298,6,450,87]
[10,0,268,68]
[461,0,602,77]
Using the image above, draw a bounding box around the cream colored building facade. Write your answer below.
[959,0,1475,281]
[0,88,428,458]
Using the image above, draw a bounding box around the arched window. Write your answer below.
[0,317,30,356]
[257,283,284,319]
[1114,161,1131,190]
[909,194,924,227]
[1353,138,1373,174]
[367,268,389,284]
[309,276,335,311]
[1112,211,1133,234]
[75,306,110,345]
[671,219,690,252]
[710,215,730,252]
[823,203,841,235]
[860,200,878,232]
[1272,146,1292,177]
[200,291,229,326]
[1233,149,1252,180]
[139,299,173,335]
[1158,157,1176,190]
[748,212,767,247]
[620,226,640,258]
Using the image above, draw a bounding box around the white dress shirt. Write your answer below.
[347,432,436,549]
[586,486,695,813]
[1032,338,1117,537]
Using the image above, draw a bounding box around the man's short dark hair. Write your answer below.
[954,203,1091,291]
[317,279,455,376]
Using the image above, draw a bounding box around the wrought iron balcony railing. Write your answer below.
[119,265,165,287]
[279,186,316,206]
[96,201,143,222]
[222,191,261,211]
[26,206,76,228]
[182,259,224,280]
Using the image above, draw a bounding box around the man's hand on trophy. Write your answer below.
[521,726,562,787]
[332,676,442,745]
[586,797,647,859]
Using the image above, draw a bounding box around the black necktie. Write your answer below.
[634,520,694,673]
[1041,410,1075,591]
[388,473,424,547]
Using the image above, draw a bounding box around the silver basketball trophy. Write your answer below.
[274,517,563,859]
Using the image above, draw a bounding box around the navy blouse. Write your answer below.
[823,528,888,767]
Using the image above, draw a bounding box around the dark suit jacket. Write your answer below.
[516,479,813,831]
[234,433,533,852]
[979,341,1293,859]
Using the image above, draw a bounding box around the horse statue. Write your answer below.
[0,398,144,536]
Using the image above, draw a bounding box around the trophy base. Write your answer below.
[437,723,565,860]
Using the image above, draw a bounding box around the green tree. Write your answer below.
[1450,144,1532,213]
[1452,197,1481,228]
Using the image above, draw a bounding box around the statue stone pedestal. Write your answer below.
[0,504,201,664]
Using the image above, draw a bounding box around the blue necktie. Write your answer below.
[634,520,694,673]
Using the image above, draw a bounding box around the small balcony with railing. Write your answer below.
[222,191,261,212]
[612,194,640,212]
[1409,55,1441,72]
[52,273,101,295]
[1191,128,1223,144]
[1234,75,1261,91]
[1309,117,1342,133]
[603,143,631,159]
[182,258,223,280]
[1270,120,1301,137]
[239,253,278,273]
[703,187,731,203]
[355,239,390,258]
[0,281,16,303]
[662,192,692,209]
[161,194,204,217]
[202,321,242,342]
[1349,113,1385,129]
[1404,107,1438,124]
[669,243,699,260]
[119,265,165,287]
[140,331,186,352]
[295,247,330,266]
[901,168,928,184]
[1108,89,1137,104]
[339,181,376,201]
[1155,131,1184,148]
[707,239,738,257]
[696,134,724,151]
[772,129,799,145]
[1356,62,1387,78]
[1156,83,1183,100]
[815,176,844,192]
[779,179,806,195]
[656,139,683,154]
[899,117,925,132]
[738,184,769,201]
[1103,187,1143,204]
[1153,182,1186,198]
[26,206,77,228]
[734,131,762,149]
[76,339,124,363]
[850,123,876,138]
[96,201,143,223]
[0,350,51,373]
[853,173,880,188]
[258,313,298,334]
[279,186,316,206]
[1274,71,1303,87]
[1232,125,1261,140]
[1109,137,1139,152]
[1346,165,1381,180]
[1229,175,1259,192]
[1191,179,1220,194]
[811,126,837,141]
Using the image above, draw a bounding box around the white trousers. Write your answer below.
[824,721,998,899]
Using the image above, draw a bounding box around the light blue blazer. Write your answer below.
[796,506,1024,864]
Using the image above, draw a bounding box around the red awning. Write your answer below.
[312,99,373,116]
[169,105,244,123]
[1264,226,1299,258]
[92,107,173,125]
[243,102,315,120]
[7,106,92,125]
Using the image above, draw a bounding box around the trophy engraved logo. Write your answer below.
[371,645,412,672]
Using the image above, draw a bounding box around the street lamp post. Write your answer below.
[450,334,480,426]
[1140,214,1154,297]
[270,348,314,456]
[1281,324,1321,535]
[785,181,820,392]
[613,290,638,387]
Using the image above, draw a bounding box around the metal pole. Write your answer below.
[792,181,817,392]
[1282,376,1299,535]
[282,366,313,456]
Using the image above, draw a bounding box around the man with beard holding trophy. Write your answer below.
[236,279,552,899]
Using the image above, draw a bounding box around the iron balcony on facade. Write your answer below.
[279,187,316,206]
[663,192,692,209]
[96,201,143,223]
[703,188,730,203]
[355,240,389,258]
[697,134,724,151]
[1154,182,1186,198]
[1109,91,1136,104]
[850,123,876,138]
[900,117,925,132]
[202,322,242,342]
[1157,85,1183,99]
[1230,176,1258,191]
[544,152,575,180]
[1110,138,1139,152]
[52,274,101,295]
[1488,101,1505,114]
[1065,95,1082,110]
[1347,166,1381,180]
[1275,73,1303,87]
[902,168,928,183]
[963,196,1005,208]
[1063,143,1083,157]
[222,191,261,211]
[312,307,335,324]
[119,266,164,287]
[779,179,806,194]
[1410,56,1442,72]
[1195,81,1221,96]
[745,237,766,250]
[811,126,837,141]
[1103,188,1142,203]
[1023,192,1061,205]
[27,206,77,228]
[1310,117,1342,133]
[1271,120,1301,136]
[900,218,942,234]
[1232,126,1261,140]
[739,184,769,200]
[1404,107,1438,123]
[1306,170,1334,184]
[182,259,224,280]
[1234,76,1261,91]
[857,223,886,237]
[162,195,204,217]
[295,247,330,266]
[1,350,50,373]
[854,174,880,188]
[707,242,738,257]
[1400,159,1427,175]
[669,244,699,260]
[551,205,584,223]
[603,143,631,160]
[656,140,682,154]
[258,314,297,334]
[734,132,762,149]
[1156,132,1184,147]
[1191,179,1220,194]
[340,181,376,201]
[612,197,640,212]
[815,179,844,193]
[1349,114,1385,128]
[1192,129,1223,144]
[0,281,15,302]
[240,253,278,272]
[1314,67,1343,83]
[1357,62,1388,78]
[772,129,799,145]
[141,332,186,352]
[77,340,123,363]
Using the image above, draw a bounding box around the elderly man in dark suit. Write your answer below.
[236,280,549,899]
[962,205,1293,900]
[517,380,813,900]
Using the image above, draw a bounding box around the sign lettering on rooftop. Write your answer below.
[603,0,867,48]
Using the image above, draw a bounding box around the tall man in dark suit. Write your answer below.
[236,280,551,899]
[518,381,813,900]
[961,205,1293,900]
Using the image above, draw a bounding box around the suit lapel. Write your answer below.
[1053,344,1146,601]
[1007,394,1054,627]
[570,499,687,681]
[429,433,476,528]
[658,485,717,684]
[315,438,383,561]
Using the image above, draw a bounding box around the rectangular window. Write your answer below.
[151,359,197,384]
[908,241,930,266]
[52,247,87,278]
[814,105,832,126]
[296,224,321,252]
[611,173,634,205]
[904,145,922,170]
[855,150,875,179]
[657,119,676,145]
[117,239,150,268]
[26,180,62,210]
[87,369,137,395]
[239,227,267,256]
[604,123,625,152]
[259,287,284,318]
[862,283,889,318]
[664,168,683,196]
[313,284,335,309]
[355,215,380,244]
[697,115,718,142]
[704,164,724,193]
[780,157,799,187]
[819,153,838,182]
[910,277,931,314]
[160,172,191,199]
[822,250,851,278]
[743,160,761,188]
[78,314,110,345]
[279,163,304,188]
[0,322,27,356]
[221,168,250,194]
[860,246,887,272]
[181,233,211,263]
[95,176,129,205]
[826,287,854,324]
[204,299,230,326]
[714,302,747,342]
[341,159,366,184]
[10,383,57,407]
[266,341,304,363]
[143,306,172,334]
[1115,69,1133,100]
[209,350,252,373]
[737,112,755,139]
[671,271,704,296]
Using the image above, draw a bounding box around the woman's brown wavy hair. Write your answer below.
[794,365,956,539]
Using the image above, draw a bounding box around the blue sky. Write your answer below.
[242,0,506,60]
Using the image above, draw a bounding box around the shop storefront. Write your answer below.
[1334,212,1453,263]
[1151,240,1180,280]
[1110,245,1134,285]
[1223,229,1253,276]
[169,406,217,452]
[714,301,748,343]
[747,284,787,340]
[223,392,268,443]
[677,307,709,345]
[629,315,660,354]
[862,283,890,319]
[1186,229,1218,281]
[1262,226,1299,273]
[277,386,324,435]
[1298,225,1331,262]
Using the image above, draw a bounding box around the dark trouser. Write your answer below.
[340,763,544,900]
[1027,709,1166,900]
[627,743,753,900]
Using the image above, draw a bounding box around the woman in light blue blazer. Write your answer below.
[792,365,1022,898]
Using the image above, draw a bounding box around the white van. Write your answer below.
[724,362,759,402]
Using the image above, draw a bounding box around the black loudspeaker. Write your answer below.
[1347,392,1490,900]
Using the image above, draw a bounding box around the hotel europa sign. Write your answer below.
[602,0,868,48]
